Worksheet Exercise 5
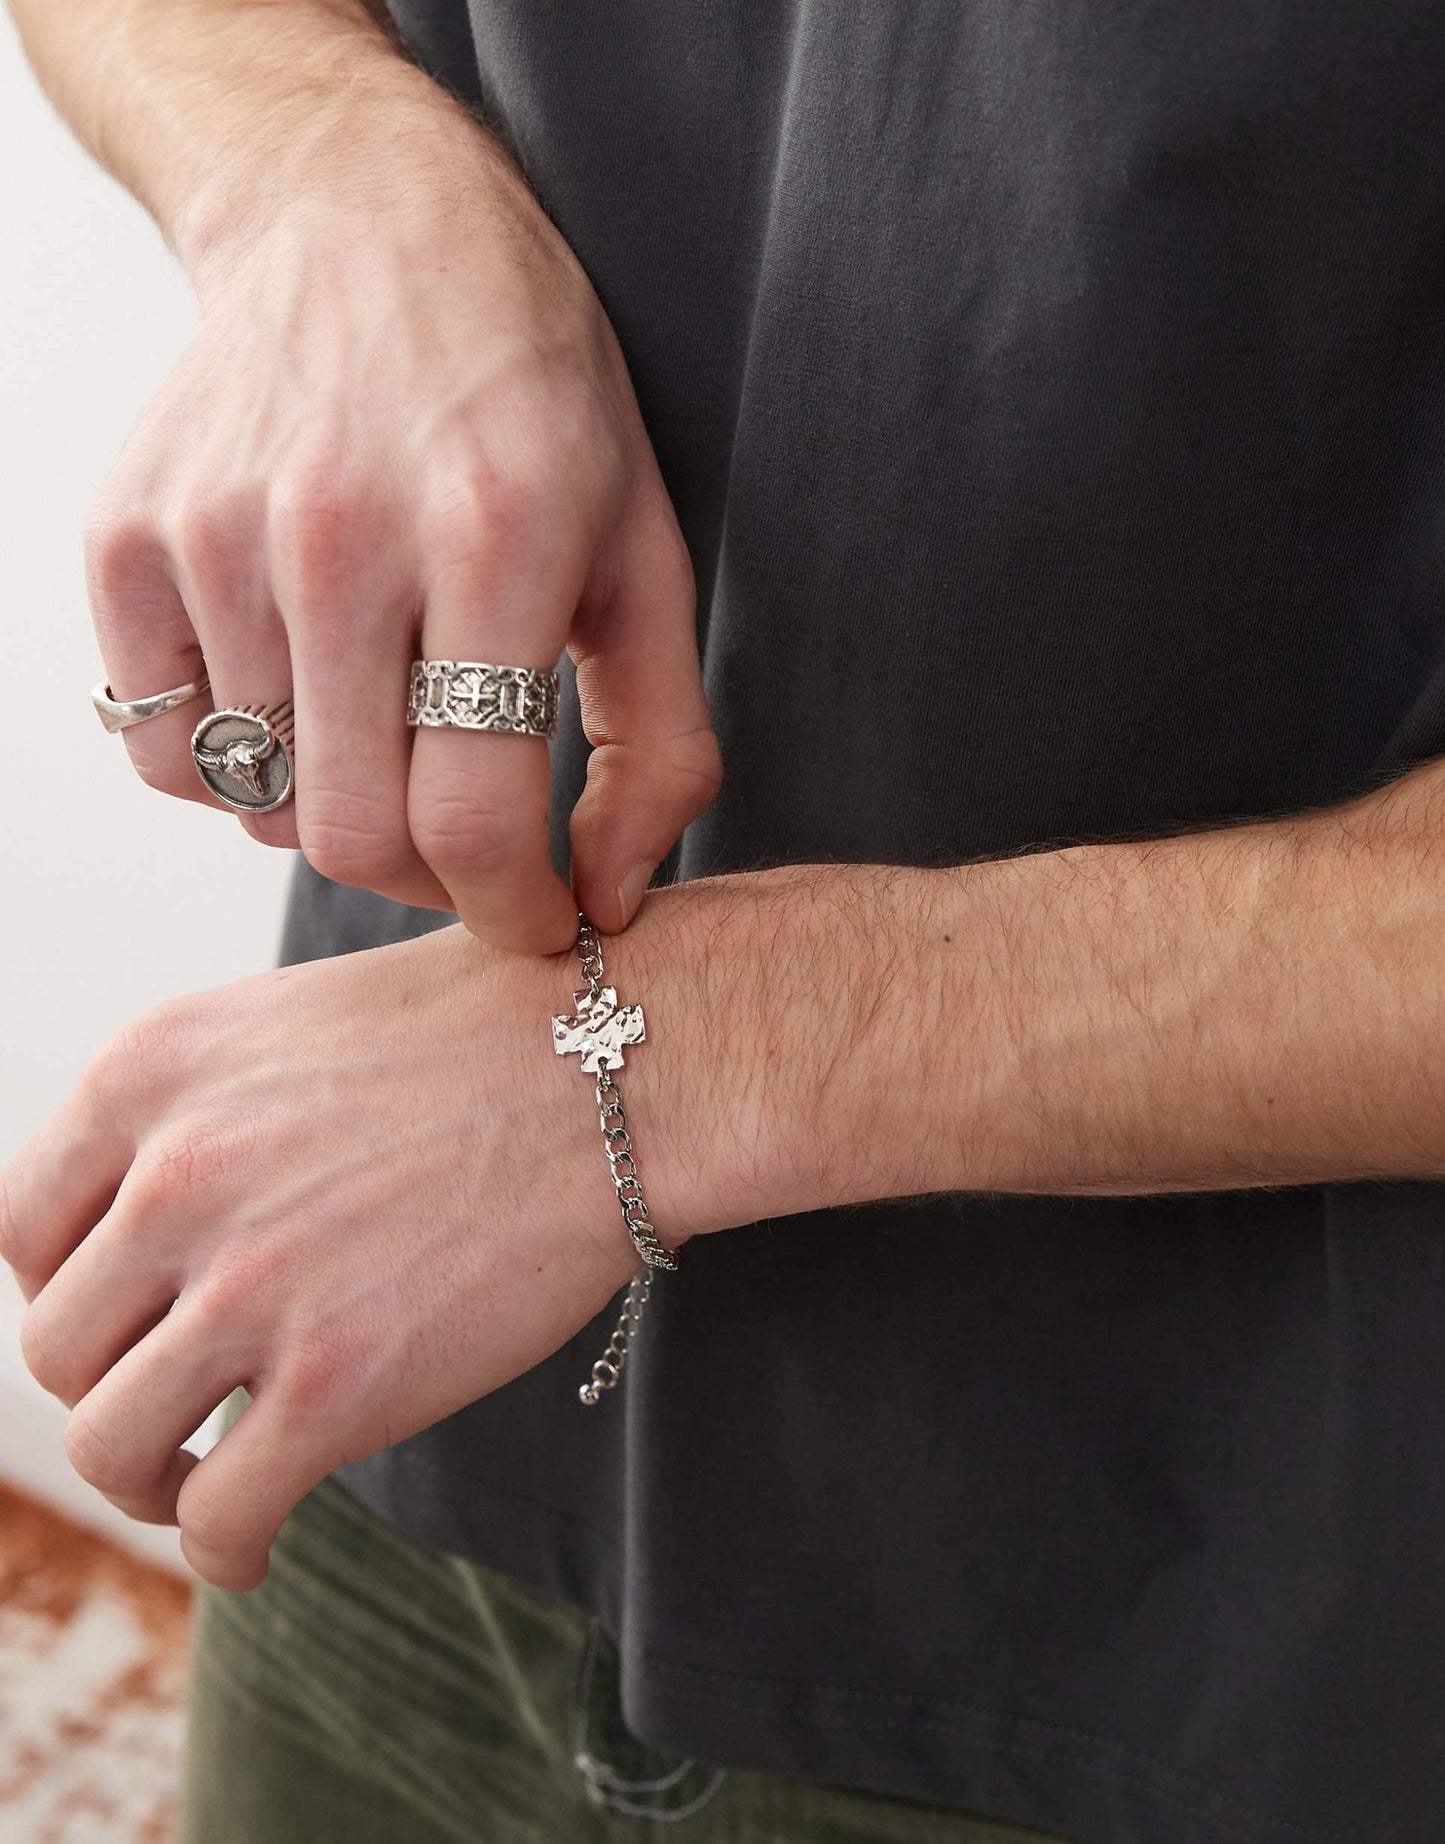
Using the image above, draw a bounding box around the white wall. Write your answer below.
[0,16,293,1570]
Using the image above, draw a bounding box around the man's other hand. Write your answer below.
[87,116,720,947]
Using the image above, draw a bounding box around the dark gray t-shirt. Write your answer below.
[282,4,1445,1839]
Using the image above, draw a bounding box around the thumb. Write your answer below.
[568,491,722,932]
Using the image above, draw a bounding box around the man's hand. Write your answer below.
[0,924,673,1589]
[90,160,718,949]
[0,866,942,1589]
[10,0,721,948]
[0,851,919,1591]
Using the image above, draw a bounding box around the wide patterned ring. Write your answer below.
[407,660,560,737]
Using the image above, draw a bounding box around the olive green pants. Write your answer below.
[180,1469,1067,1844]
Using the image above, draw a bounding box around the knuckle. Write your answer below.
[194,1240,285,1329]
[19,1304,70,1399]
[64,1404,138,1496]
[672,727,724,804]
[299,791,413,888]
[86,1021,160,1110]
[143,1126,231,1211]
[547,389,625,478]
[116,1159,174,1225]
[276,1321,365,1420]
[84,499,164,604]
[177,1482,244,1557]
[409,789,533,877]
[583,726,723,820]
[73,1044,117,1118]
[423,461,536,565]
[269,467,363,590]
[168,488,257,595]
[184,1277,248,1352]
[104,1001,192,1088]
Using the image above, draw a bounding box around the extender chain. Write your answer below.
[550,913,678,1404]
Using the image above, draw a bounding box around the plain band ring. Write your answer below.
[191,701,296,813]
[91,671,210,734]
[407,660,560,737]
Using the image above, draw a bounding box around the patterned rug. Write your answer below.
[0,1484,190,1843]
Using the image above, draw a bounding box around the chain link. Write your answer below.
[565,914,677,1405]
[578,1270,653,1406]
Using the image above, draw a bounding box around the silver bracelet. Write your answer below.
[551,912,678,1405]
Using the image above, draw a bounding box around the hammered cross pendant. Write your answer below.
[552,985,646,1074]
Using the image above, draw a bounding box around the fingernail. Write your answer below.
[616,860,656,923]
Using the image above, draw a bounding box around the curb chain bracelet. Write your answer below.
[551,912,678,1405]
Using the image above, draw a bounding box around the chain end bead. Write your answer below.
[552,912,676,1404]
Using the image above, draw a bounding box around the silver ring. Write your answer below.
[407,660,559,736]
[91,671,210,734]
[191,702,295,813]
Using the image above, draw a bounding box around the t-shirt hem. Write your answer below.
[334,1455,1423,1844]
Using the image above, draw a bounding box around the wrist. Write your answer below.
[170,36,508,292]
[579,865,962,1243]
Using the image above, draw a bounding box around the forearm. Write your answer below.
[628,758,1445,1234]
[933,758,1445,1194]
[7,0,502,278]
